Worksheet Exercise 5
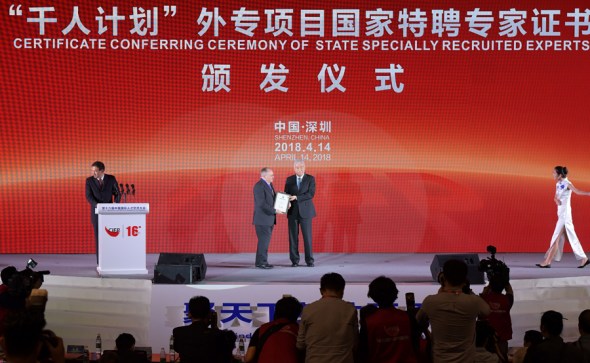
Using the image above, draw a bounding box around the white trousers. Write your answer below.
[546,206,587,261]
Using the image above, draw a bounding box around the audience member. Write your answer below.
[116,333,136,352]
[359,276,418,363]
[571,309,590,362]
[0,310,65,363]
[474,321,501,363]
[480,276,514,358]
[524,310,584,363]
[113,333,149,363]
[511,330,543,363]
[173,296,236,363]
[0,266,18,332]
[297,273,358,363]
[245,296,303,363]
[0,266,17,289]
[416,259,490,363]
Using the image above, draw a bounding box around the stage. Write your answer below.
[2,253,590,353]
[1,252,589,283]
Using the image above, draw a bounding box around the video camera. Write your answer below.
[3,259,50,302]
[478,245,510,284]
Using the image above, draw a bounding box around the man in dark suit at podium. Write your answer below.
[253,167,281,269]
[284,160,316,267]
[85,161,120,264]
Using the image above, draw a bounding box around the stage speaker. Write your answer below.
[429,254,484,285]
[153,253,207,284]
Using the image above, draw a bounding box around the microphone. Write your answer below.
[130,184,135,196]
[119,184,125,194]
[125,184,131,195]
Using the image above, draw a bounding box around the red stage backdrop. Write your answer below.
[2,1,590,254]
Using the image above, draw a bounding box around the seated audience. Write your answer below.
[114,333,148,363]
[297,273,358,363]
[359,276,418,363]
[512,330,543,363]
[416,259,490,363]
[474,321,501,363]
[173,296,236,363]
[570,309,590,362]
[524,310,584,363]
[0,310,65,363]
[244,296,303,363]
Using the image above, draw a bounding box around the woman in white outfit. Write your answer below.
[537,166,590,268]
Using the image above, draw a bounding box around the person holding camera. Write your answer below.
[173,296,236,363]
[359,276,419,363]
[480,276,514,359]
[416,260,490,363]
[244,296,303,363]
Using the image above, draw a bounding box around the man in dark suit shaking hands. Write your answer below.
[284,160,316,267]
[253,167,282,269]
[85,161,120,264]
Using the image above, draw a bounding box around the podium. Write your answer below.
[96,203,149,277]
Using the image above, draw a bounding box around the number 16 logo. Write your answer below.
[126,226,141,237]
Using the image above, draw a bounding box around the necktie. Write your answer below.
[98,178,104,190]
[297,177,302,189]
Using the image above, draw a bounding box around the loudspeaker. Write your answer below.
[153,253,207,284]
[429,254,484,284]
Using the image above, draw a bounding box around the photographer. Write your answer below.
[244,296,302,363]
[0,266,27,334]
[416,259,490,363]
[359,276,419,363]
[478,246,513,360]
[0,265,49,334]
[173,296,236,363]
[480,276,513,360]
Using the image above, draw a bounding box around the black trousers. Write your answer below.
[255,224,274,265]
[91,212,99,264]
[288,217,314,264]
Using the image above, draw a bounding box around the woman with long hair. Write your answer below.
[537,166,590,268]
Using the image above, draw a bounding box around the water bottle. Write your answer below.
[95,333,102,357]
[238,338,245,360]
[160,347,166,363]
[169,335,175,362]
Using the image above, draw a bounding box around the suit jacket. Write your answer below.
[85,174,121,210]
[253,179,277,226]
[284,174,316,219]
[173,322,235,363]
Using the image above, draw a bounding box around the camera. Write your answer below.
[478,245,510,284]
[2,260,50,307]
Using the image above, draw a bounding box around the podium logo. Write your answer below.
[104,227,121,237]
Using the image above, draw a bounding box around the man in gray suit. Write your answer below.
[253,168,282,269]
[284,160,316,267]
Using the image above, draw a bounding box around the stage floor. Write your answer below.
[1,252,588,284]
